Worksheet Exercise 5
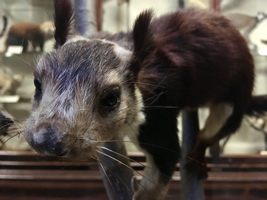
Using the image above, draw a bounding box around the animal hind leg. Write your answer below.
[186,103,236,179]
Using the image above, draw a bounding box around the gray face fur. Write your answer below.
[24,38,145,160]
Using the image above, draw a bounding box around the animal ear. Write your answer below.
[132,9,153,54]
[53,0,73,48]
[130,10,153,75]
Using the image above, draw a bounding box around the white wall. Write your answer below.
[102,0,179,33]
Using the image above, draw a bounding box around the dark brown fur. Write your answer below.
[133,10,254,108]
[131,10,258,182]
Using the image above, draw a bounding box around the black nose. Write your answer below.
[32,126,67,156]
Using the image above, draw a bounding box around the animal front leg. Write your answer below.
[133,109,180,200]
[133,153,170,200]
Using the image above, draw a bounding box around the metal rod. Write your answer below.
[178,0,185,9]
[180,110,205,200]
[98,136,134,200]
[73,0,96,37]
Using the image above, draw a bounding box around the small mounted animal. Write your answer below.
[24,0,267,199]
[3,21,54,53]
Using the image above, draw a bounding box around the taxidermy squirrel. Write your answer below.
[24,0,267,199]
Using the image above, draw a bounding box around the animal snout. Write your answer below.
[31,126,67,156]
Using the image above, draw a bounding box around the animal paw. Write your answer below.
[185,153,208,180]
[132,183,167,200]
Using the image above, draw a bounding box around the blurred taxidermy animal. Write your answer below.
[24,0,267,199]
[3,20,54,53]
[0,111,31,151]
[0,15,7,37]
[0,112,13,144]
[261,39,267,45]
[226,12,267,50]
[0,67,23,95]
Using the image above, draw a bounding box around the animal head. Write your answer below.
[24,0,152,160]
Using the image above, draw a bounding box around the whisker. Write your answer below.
[1,132,21,148]
[78,137,204,167]
[99,146,177,182]
[97,152,148,197]
[0,108,22,134]
[98,161,116,193]
[17,57,36,70]
[0,123,11,130]
[97,155,135,197]
[96,150,134,171]
[96,149,168,194]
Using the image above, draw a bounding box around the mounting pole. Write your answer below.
[73,0,96,37]
[72,0,133,199]
[180,111,205,200]
[98,136,134,200]
[177,2,204,199]
[178,0,185,9]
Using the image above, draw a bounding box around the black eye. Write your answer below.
[102,94,120,108]
[34,78,42,101]
[34,78,42,91]
[100,87,121,111]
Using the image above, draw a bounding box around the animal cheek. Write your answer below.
[31,98,41,110]
[82,123,110,142]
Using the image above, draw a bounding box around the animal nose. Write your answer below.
[32,126,67,156]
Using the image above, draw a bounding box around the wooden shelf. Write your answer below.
[0,151,267,200]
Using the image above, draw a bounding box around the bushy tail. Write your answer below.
[246,95,267,116]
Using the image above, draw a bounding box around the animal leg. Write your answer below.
[186,103,235,179]
[22,39,28,53]
[39,40,44,51]
[134,109,180,200]
[3,39,8,53]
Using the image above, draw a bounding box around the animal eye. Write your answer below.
[102,94,120,108]
[34,78,42,91]
[33,78,42,101]
[100,87,121,111]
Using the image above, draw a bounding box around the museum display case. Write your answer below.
[0,0,266,199]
